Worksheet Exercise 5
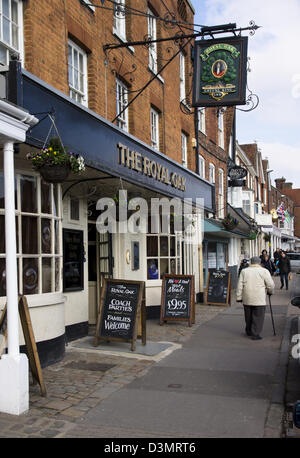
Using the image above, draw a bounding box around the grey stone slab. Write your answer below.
[126,366,272,399]
[81,388,268,438]
[70,336,173,356]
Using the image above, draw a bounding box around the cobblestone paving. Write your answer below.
[0,304,226,438]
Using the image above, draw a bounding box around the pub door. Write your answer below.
[88,223,113,324]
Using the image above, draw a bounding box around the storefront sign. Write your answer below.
[192,36,248,107]
[118,143,186,192]
[94,279,145,351]
[160,274,195,327]
[228,166,248,180]
[205,270,231,306]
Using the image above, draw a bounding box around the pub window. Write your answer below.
[199,154,205,179]
[148,8,157,73]
[181,132,187,167]
[218,168,224,219]
[0,0,23,66]
[70,198,80,221]
[116,77,129,132]
[150,107,159,150]
[147,215,182,280]
[0,172,62,296]
[209,163,215,184]
[179,52,186,102]
[113,0,126,40]
[68,39,88,106]
[63,229,84,292]
[198,108,206,134]
[218,109,225,149]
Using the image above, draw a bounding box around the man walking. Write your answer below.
[236,256,275,340]
[278,251,291,290]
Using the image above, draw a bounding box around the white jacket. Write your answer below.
[236,264,275,306]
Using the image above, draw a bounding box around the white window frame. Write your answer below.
[146,216,183,282]
[209,163,215,184]
[181,132,187,167]
[148,9,157,73]
[68,39,88,106]
[0,0,23,66]
[198,108,206,134]
[199,154,205,179]
[113,0,126,41]
[150,107,159,150]
[116,77,129,132]
[0,171,62,296]
[218,168,224,219]
[179,52,186,102]
[218,110,225,149]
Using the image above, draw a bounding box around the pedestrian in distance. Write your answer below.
[238,258,249,277]
[273,247,282,263]
[278,251,291,290]
[260,249,268,262]
[261,254,276,276]
[236,256,275,340]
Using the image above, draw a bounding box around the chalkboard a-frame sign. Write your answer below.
[94,279,145,351]
[205,270,231,306]
[160,274,195,327]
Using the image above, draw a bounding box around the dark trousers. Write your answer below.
[243,305,266,337]
[280,273,289,289]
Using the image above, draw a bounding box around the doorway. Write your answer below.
[88,221,113,324]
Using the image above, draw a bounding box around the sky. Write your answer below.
[192,0,300,187]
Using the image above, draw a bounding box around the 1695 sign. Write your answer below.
[192,36,248,107]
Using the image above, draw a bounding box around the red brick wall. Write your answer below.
[22,0,196,170]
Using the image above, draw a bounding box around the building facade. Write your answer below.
[0,0,217,368]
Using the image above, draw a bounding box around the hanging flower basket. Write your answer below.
[221,214,239,231]
[38,163,71,183]
[27,137,85,184]
[249,231,257,240]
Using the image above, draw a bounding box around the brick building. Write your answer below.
[0,0,219,372]
[272,178,296,250]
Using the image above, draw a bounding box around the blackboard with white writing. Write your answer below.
[160,275,194,327]
[206,270,231,306]
[94,279,144,350]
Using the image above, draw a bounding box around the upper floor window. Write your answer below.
[198,108,206,134]
[209,163,215,184]
[179,52,186,102]
[218,109,225,149]
[181,132,187,167]
[150,107,159,150]
[116,77,128,132]
[68,40,88,106]
[148,9,157,73]
[113,0,126,40]
[0,0,22,66]
[199,154,205,179]
[218,169,224,219]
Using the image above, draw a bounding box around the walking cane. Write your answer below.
[268,294,276,336]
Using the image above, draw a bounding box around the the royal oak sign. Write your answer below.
[192,36,248,107]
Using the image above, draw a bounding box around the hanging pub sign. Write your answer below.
[192,36,248,107]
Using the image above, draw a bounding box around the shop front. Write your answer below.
[0,62,215,366]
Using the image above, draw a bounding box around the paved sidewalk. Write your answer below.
[0,277,294,438]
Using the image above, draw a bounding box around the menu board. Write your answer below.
[160,275,194,327]
[94,279,144,351]
[206,270,231,306]
[63,229,84,292]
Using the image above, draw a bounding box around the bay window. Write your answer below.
[0,172,62,297]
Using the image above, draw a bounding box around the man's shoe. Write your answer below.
[280,285,283,289]
[251,335,263,340]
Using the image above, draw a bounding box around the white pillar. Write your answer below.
[4,142,19,356]
[0,141,29,415]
